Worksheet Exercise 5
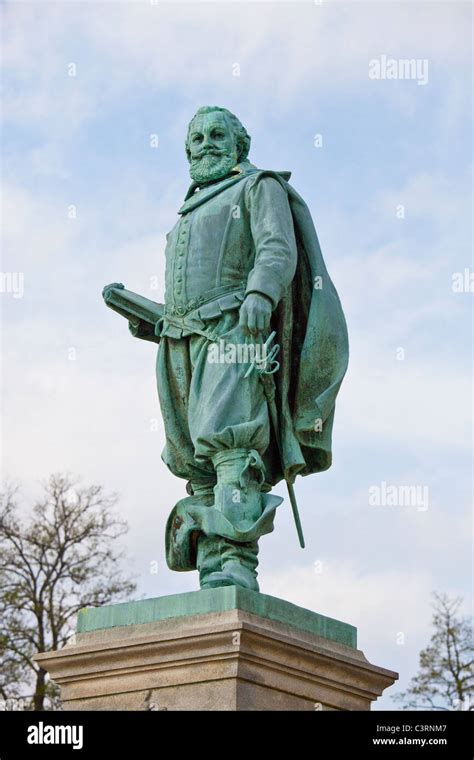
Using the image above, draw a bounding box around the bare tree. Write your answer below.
[393,592,473,711]
[0,474,137,710]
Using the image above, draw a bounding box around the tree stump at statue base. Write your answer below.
[35,587,398,711]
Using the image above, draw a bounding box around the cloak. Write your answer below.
[265,170,349,483]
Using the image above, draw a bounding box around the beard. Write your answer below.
[189,149,238,185]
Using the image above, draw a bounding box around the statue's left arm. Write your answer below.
[239,175,297,335]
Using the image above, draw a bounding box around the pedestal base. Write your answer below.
[35,587,398,711]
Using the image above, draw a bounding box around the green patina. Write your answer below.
[102,106,349,592]
[76,587,356,649]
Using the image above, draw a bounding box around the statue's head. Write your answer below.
[185,106,251,184]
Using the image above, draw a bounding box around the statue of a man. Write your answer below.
[103,106,349,592]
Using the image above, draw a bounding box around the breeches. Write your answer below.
[156,311,270,487]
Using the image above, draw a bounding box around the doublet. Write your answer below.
[156,167,298,490]
[161,170,297,339]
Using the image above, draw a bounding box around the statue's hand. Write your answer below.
[239,292,273,336]
[102,282,124,300]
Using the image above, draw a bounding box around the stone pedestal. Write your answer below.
[35,587,398,711]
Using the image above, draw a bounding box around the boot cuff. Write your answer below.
[212,448,265,487]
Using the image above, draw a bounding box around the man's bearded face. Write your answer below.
[188,112,238,184]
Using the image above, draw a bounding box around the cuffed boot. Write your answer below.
[165,482,214,572]
[211,448,265,532]
[219,538,259,591]
[196,535,230,589]
[184,449,283,589]
[198,449,263,590]
[196,534,260,591]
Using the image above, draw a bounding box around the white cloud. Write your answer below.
[338,345,471,450]
[2,1,470,135]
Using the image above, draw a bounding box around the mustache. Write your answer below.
[192,147,227,160]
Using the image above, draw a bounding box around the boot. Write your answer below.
[165,482,214,572]
[187,449,282,543]
[185,449,283,590]
[211,448,265,532]
[219,538,259,591]
[197,534,260,591]
[197,449,263,591]
[196,535,232,589]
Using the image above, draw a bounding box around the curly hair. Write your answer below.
[185,106,251,163]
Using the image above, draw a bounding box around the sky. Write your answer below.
[1,0,472,709]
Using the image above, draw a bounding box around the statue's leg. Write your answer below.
[186,313,280,591]
[196,536,229,589]
[194,450,265,591]
[159,318,282,589]
[219,538,259,591]
[197,535,259,591]
[157,337,219,575]
[156,336,215,485]
[188,313,270,468]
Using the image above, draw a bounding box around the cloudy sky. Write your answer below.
[1,0,472,708]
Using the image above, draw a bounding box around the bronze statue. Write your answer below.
[103,106,348,592]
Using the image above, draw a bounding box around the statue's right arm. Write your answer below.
[102,282,125,299]
[102,282,164,344]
